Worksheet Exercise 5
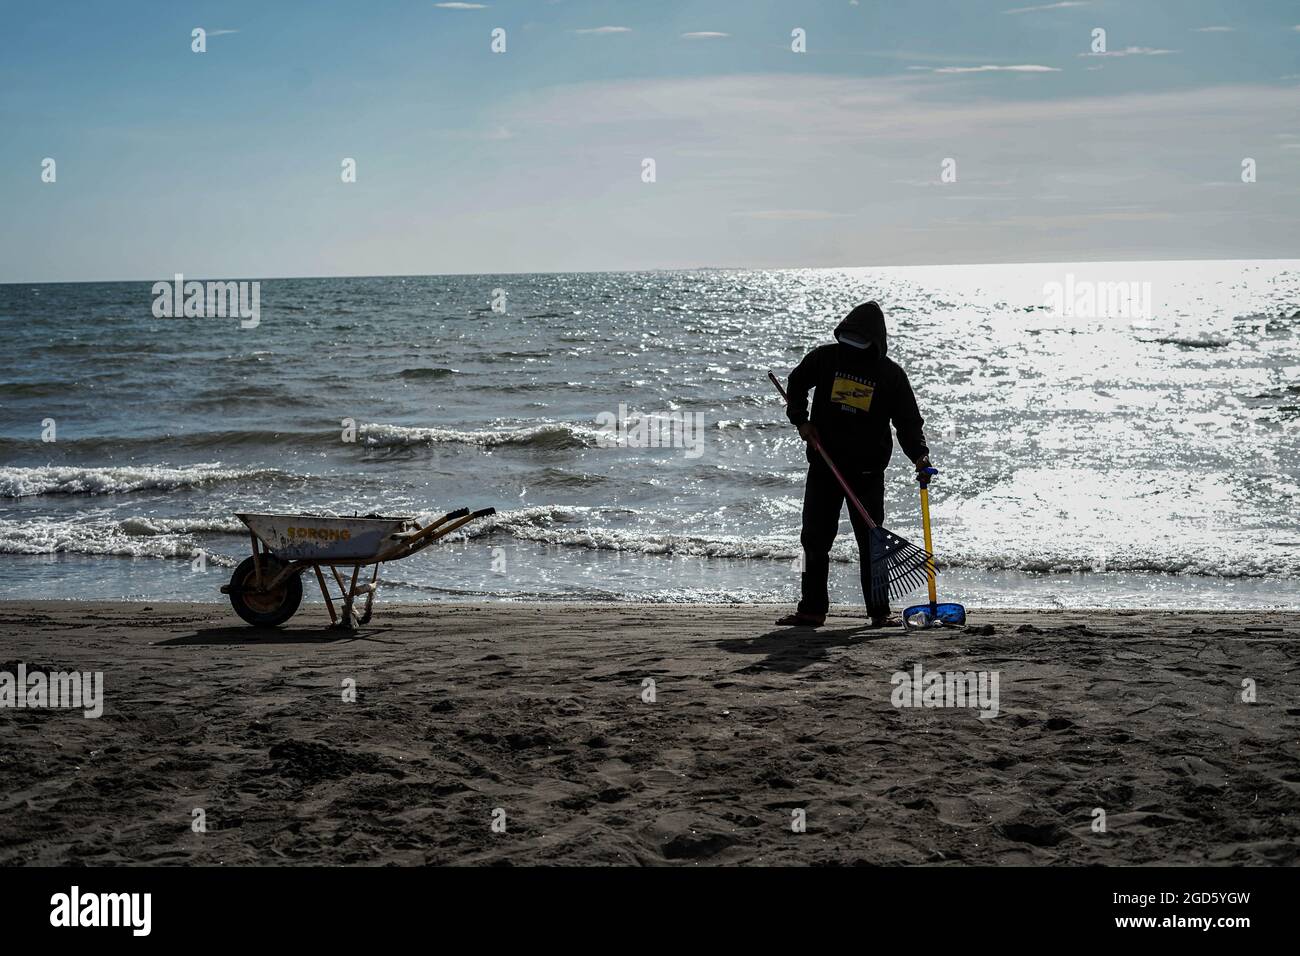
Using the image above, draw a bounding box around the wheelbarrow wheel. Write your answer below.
[228,555,303,627]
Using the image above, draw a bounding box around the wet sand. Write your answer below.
[1,601,1296,866]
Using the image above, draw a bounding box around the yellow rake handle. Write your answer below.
[919,474,938,609]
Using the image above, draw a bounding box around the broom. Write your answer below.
[768,371,932,606]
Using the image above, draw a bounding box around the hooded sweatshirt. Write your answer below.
[785,301,929,471]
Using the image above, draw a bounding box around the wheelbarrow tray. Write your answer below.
[236,512,416,562]
[224,506,495,629]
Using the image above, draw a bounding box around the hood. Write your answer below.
[833,301,887,359]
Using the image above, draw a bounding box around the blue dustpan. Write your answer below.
[902,467,967,630]
[903,602,967,629]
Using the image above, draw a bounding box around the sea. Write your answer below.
[2,260,1297,609]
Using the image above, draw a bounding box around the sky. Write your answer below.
[1,0,1298,281]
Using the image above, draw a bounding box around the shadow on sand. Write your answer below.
[718,624,896,674]
[155,625,396,647]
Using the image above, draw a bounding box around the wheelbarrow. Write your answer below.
[221,506,495,628]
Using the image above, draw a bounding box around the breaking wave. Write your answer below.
[0,517,241,565]
[455,506,1300,577]
[463,505,804,559]
[116,516,247,536]
[359,421,603,450]
[0,464,292,498]
[3,504,1295,581]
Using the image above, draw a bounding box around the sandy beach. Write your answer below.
[0,601,1296,866]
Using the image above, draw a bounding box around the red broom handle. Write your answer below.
[768,371,878,530]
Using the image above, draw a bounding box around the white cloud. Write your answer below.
[1080,47,1177,58]
[434,2,487,9]
[733,210,851,221]
[932,64,1061,74]
[575,26,632,35]
[869,49,1040,65]
[891,178,1016,189]
[443,74,1300,268]
[1003,2,1088,14]
[682,32,730,40]
[207,29,239,37]
[1192,27,1234,33]
[502,73,1299,158]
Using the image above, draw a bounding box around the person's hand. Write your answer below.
[797,423,818,444]
[915,455,936,480]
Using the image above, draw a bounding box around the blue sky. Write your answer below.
[2,0,1298,281]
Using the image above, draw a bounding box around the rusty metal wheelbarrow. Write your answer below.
[221,507,495,628]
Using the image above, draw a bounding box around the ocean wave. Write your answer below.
[455,505,1300,578]
[464,506,804,559]
[377,578,629,601]
[936,550,1300,579]
[399,367,458,380]
[931,468,1300,579]
[116,516,248,536]
[359,421,603,450]
[0,381,67,399]
[458,504,617,534]
[463,381,599,393]
[180,391,321,412]
[0,431,327,455]
[712,419,786,431]
[529,467,612,488]
[474,350,557,363]
[5,506,1293,580]
[170,429,324,450]
[0,464,291,498]
[695,464,802,488]
[1146,336,1232,348]
[377,576,778,603]
[0,517,240,566]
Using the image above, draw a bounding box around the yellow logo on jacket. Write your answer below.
[831,374,874,412]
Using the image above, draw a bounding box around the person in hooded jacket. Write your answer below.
[776,301,932,628]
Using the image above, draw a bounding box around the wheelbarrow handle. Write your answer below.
[389,508,469,543]
[399,507,496,558]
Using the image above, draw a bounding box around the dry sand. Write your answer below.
[0,601,1296,866]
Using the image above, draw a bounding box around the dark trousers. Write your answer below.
[798,458,888,618]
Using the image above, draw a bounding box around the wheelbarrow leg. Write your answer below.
[339,565,361,629]
[326,566,356,630]
[250,533,263,589]
[313,565,337,626]
[357,564,380,625]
